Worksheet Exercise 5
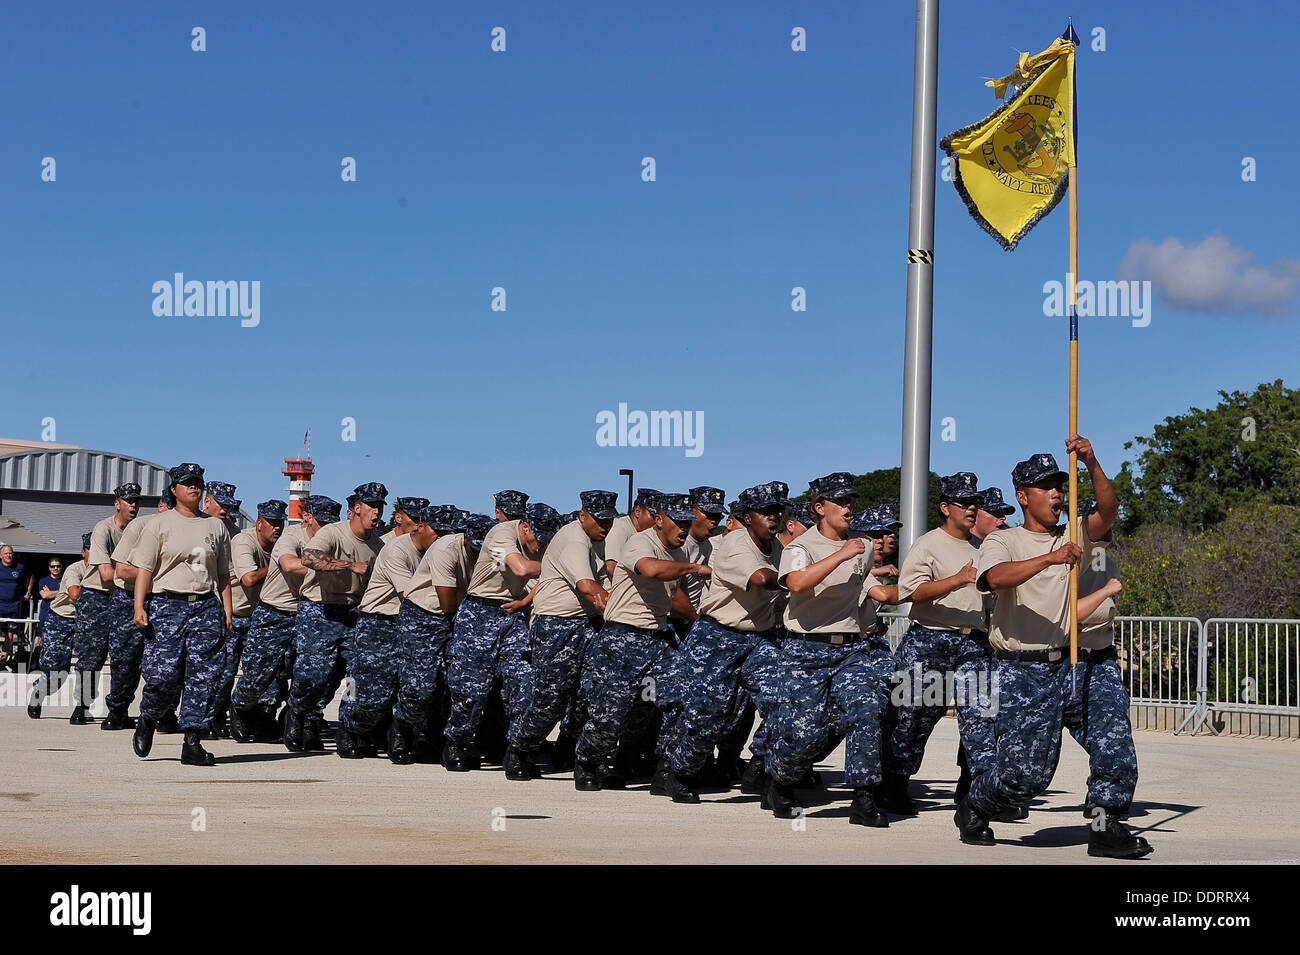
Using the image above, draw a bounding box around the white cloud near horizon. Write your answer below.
[1117,233,1300,317]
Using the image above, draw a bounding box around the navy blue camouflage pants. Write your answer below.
[768,634,894,789]
[72,587,112,673]
[105,587,146,715]
[509,613,599,753]
[288,600,356,720]
[140,593,228,731]
[575,621,678,769]
[667,617,782,776]
[32,614,76,702]
[882,624,996,780]
[231,604,297,710]
[212,615,251,720]
[341,611,401,735]
[444,597,533,747]
[393,602,454,729]
[968,651,1138,819]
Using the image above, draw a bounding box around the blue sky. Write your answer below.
[2,0,1296,518]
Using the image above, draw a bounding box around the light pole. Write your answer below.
[618,469,634,514]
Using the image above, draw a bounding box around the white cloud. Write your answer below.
[1116,233,1300,317]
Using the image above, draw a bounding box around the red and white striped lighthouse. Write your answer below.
[282,429,314,523]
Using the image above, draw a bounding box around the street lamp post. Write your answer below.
[618,469,634,514]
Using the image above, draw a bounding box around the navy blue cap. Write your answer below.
[354,482,388,505]
[939,472,980,501]
[257,500,288,521]
[788,502,813,526]
[727,500,744,520]
[848,508,876,539]
[1080,497,1098,517]
[81,532,92,550]
[345,494,360,509]
[169,463,205,486]
[113,482,142,501]
[465,513,495,550]
[305,495,342,523]
[205,481,239,507]
[658,493,696,524]
[689,486,727,517]
[979,486,1017,516]
[1012,453,1069,489]
[425,505,461,533]
[565,510,582,525]
[494,490,529,518]
[525,502,563,544]
[395,496,429,516]
[875,502,903,531]
[579,490,619,520]
[809,472,857,500]
[633,488,663,512]
[740,481,790,512]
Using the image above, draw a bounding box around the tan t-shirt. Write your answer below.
[531,520,607,619]
[380,529,397,544]
[697,530,780,632]
[406,533,472,614]
[603,528,686,630]
[778,528,874,634]
[359,534,422,616]
[84,515,127,593]
[230,528,271,618]
[298,521,383,606]
[680,534,714,609]
[49,561,86,619]
[1078,536,1118,650]
[978,518,1097,651]
[110,512,157,590]
[897,526,984,631]
[859,572,885,633]
[603,515,637,566]
[466,520,535,601]
[260,524,309,613]
[133,510,232,597]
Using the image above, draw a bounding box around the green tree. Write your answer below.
[790,467,944,531]
[1113,379,1300,534]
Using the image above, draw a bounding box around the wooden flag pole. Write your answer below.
[1068,163,1080,696]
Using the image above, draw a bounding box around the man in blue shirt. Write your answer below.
[0,545,32,669]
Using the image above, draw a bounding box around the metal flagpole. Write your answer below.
[1064,21,1081,697]
[900,0,940,562]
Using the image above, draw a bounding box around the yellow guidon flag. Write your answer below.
[941,36,1076,251]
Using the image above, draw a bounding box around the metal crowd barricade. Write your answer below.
[1201,618,1300,729]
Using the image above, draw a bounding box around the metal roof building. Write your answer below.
[0,444,251,555]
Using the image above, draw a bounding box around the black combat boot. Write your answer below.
[27,684,43,719]
[282,709,305,752]
[666,770,701,805]
[954,746,971,804]
[181,730,216,766]
[764,779,803,819]
[229,705,257,743]
[133,716,157,758]
[442,741,478,772]
[849,787,890,828]
[1087,810,1154,859]
[550,730,577,772]
[209,712,230,739]
[157,710,181,734]
[954,797,995,846]
[388,719,415,765]
[573,762,602,792]
[648,758,671,796]
[68,704,90,725]
[715,748,745,784]
[875,774,918,816]
[254,705,285,743]
[99,708,136,731]
[302,716,325,752]
[739,755,768,795]
[991,804,1029,822]
[336,729,363,759]
[504,745,535,781]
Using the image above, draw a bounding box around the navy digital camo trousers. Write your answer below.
[575,621,678,770]
[139,593,228,731]
[341,611,401,735]
[969,650,1138,819]
[444,596,533,748]
[32,614,76,702]
[213,615,252,719]
[667,616,783,776]
[881,624,996,780]
[105,587,146,715]
[289,600,356,719]
[767,634,894,789]
[508,613,599,753]
[231,604,297,710]
[72,587,112,672]
[392,601,454,729]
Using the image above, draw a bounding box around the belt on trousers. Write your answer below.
[464,594,508,608]
[153,592,212,603]
[359,610,398,621]
[912,623,987,637]
[993,645,1117,664]
[702,615,770,637]
[785,631,863,646]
